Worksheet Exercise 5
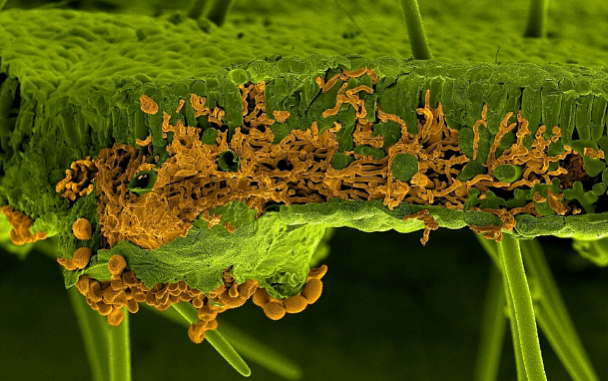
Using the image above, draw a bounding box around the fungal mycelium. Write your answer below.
[1,0,607,380]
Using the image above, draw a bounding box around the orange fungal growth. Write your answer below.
[76,263,262,343]
[470,224,504,241]
[172,269,260,344]
[308,264,328,280]
[342,67,368,78]
[206,319,219,331]
[75,275,91,295]
[107,308,125,326]
[72,247,93,269]
[70,225,326,342]
[421,218,440,245]
[300,264,328,305]
[126,299,139,314]
[533,192,547,203]
[135,135,152,147]
[188,321,210,344]
[470,206,526,240]
[253,288,271,307]
[272,110,290,123]
[97,301,113,316]
[583,147,605,159]
[197,304,223,321]
[55,156,97,202]
[315,76,325,88]
[252,264,328,319]
[321,73,342,93]
[238,278,259,297]
[301,278,323,304]
[57,257,77,271]
[76,259,215,330]
[211,273,258,309]
[111,275,124,291]
[366,68,379,84]
[121,270,137,286]
[497,209,517,231]
[403,210,438,246]
[108,255,128,275]
[139,95,159,115]
[224,221,236,233]
[201,212,222,230]
[263,301,287,321]
[89,280,102,302]
[547,189,567,216]
[472,106,487,161]
[72,218,93,240]
[61,71,595,251]
[228,283,239,298]
[284,295,308,314]
[1,205,47,245]
[190,294,203,308]
[61,67,607,352]
[175,98,186,113]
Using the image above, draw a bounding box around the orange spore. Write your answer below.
[1,205,47,245]
[139,95,159,115]
[72,218,93,240]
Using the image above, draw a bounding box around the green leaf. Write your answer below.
[371,121,401,149]
[563,181,599,214]
[479,191,506,210]
[228,69,250,85]
[91,208,326,298]
[203,201,258,231]
[218,150,241,172]
[353,145,385,159]
[458,160,487,182]
[494,164,522,183]
[202,128,219,145]
[392,153,418,182]
[127,170,157,196]
[330,152,354,170]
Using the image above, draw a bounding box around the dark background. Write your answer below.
[1,227,607,381]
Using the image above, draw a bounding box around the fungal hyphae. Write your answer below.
[0,0,607,380]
